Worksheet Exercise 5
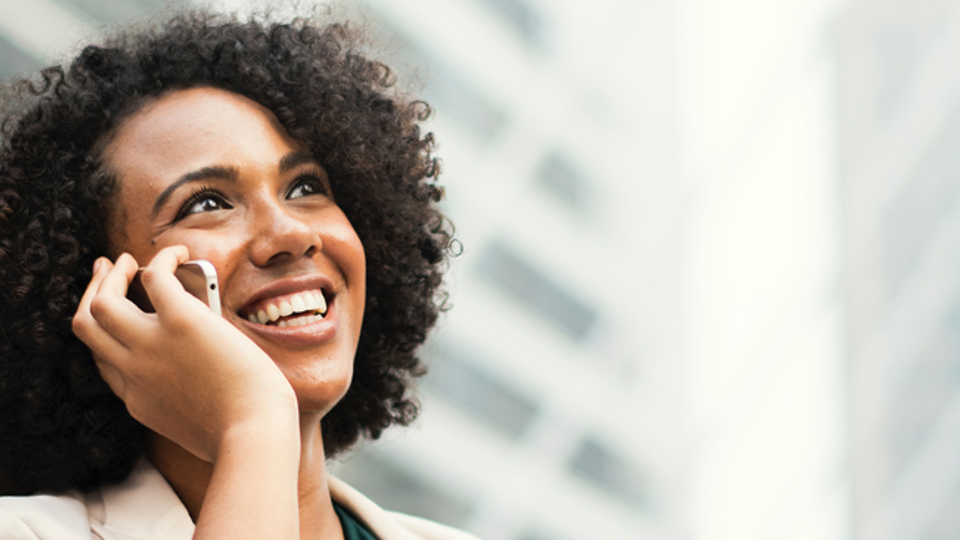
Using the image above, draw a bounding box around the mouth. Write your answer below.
[240,288,330,328]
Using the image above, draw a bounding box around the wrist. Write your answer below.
[195,404,301,540]
[216,399,301,465]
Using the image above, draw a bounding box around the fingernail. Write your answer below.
[93,258,102,274]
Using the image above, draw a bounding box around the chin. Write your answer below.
[284,368,353,416]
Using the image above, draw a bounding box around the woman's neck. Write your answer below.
[146,413,342,540]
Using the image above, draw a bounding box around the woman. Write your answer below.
[0,9,470,540]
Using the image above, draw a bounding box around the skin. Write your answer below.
[72,87,367,540]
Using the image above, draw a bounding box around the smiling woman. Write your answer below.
[0,9,471,540]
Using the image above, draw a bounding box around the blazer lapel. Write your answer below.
[89,459,195,540]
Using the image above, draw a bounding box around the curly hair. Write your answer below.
[0,10,452,495]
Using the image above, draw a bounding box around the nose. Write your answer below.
[249,200,319,267]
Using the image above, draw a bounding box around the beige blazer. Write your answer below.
[0,460,478,540]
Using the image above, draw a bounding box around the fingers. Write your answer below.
[73,257,131,399]
[140,246,210,319]
[94,252,139,301]
[75,246,199,348]
[74,255,112,323]
[85,253,153,344]
[73,257,127,356]
[73,246,210,397]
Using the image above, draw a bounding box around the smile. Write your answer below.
[242,289,328,327]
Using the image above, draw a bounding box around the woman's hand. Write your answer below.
[71,246,299,463]
[73,246,304,538]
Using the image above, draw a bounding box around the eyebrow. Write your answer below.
[279,151,321,174]
[150,152,322,218]
[151,166,238,218]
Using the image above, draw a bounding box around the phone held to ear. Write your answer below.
[127,260,222,316]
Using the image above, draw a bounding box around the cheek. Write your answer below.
[146,232,248,293]
[333,225,366,294]
[318,210,365,280]
[323,218,366,327]
[180,241,241,274]
[346,234,366,289]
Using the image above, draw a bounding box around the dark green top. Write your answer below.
[334,501,379,540]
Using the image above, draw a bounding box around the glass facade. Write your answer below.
[838,1,960,538]
[475,240,597,342]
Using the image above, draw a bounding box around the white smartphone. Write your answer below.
[127,260,221,316]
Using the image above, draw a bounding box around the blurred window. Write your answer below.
[518,529,573,540]
[876,28,917,121]
[332,451,474,528]
[59,0,173,22]
[373,19,508,143]
[423,61,507,143]
[536,150,591,213]
[0,36,40,79]
[922,476,960,540]
[476,241,597,341]
[425,346,539,439]
[568,436,647,510]
[887,297,960,476]
[883,109,960,291]
[473,0,543,46]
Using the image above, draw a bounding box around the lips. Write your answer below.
[243,289,327,326]
[237,274,337,332]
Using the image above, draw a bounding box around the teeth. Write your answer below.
[276,313,324,328]
[247,290,328,325]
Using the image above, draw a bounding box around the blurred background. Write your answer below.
[3,0,959,538]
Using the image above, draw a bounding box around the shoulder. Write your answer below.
[0,491,92,540]
[328,476,482,540]
[0,459,194,540]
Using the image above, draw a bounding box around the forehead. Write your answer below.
[104,87,300,193]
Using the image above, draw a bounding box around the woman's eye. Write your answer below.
[287,175,329,199]
[176,191,232,221]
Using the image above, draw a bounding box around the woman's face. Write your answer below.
[102,87,366,414]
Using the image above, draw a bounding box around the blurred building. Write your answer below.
[329,0,687,539]
[677,0,849,539]
[837,1,960,539]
